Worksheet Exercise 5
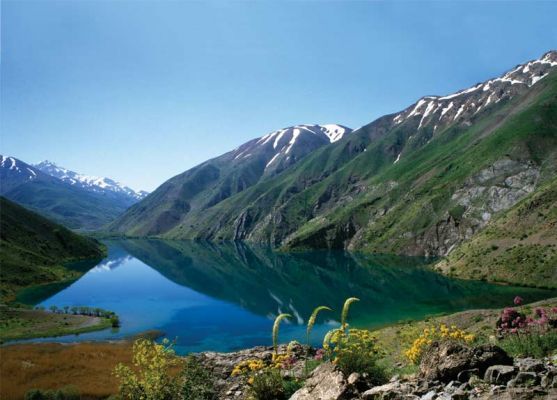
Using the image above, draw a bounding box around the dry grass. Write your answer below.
[0,342,133,399]
[0,333,182,400]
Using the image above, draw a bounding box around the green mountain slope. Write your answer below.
[434,177,557,288]
[108,52,557,288]
[108,125,351,236]
[0,197,105,301]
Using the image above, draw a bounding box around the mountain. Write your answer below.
[35,160,148,201]
[434,176,557,288]
[0,155,140,230]
[109,51,557,287]
[0,197,105,301]
[107,124,351,235]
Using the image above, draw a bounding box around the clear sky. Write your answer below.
[2,1,557,192]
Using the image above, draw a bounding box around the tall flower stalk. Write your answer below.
[306,306,332,346]
[272,313,292,354]
[341,297,360,330]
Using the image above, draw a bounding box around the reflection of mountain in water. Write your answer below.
[114,240,555,328]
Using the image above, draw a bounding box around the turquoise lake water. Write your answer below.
[15,239,557,354]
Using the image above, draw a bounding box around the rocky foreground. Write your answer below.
[193,342,557,400]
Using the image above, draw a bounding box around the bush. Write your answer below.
[324,328,386,383]
[181,356,216,400]
[404,324,475,365]
[113,338,180,400]
[500,330,557,358]
[24,386,80,400]
[111,315,120,328]
[248,370,287,400]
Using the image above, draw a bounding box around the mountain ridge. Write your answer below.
[0,155,143,230]
[108,50,557,288]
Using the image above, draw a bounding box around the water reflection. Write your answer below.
[19,240,556,353]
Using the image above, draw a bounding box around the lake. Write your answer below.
[16,239,557,354]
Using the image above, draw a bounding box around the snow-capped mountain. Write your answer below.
[108,123,351,236]
[391,51,557,132]
[35,160,148,201]
[231,124,352,175]
[0,155,44,193]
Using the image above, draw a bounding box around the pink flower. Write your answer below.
[514,296,523,306]
[315,348,325,360]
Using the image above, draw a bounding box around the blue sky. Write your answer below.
[2,1,557,192]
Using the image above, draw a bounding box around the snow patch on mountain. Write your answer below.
[35,160,148,200]
[391,50,557,129]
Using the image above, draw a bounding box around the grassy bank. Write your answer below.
[0,306,113,342]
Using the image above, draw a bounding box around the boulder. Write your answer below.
[515,358,545,373]
[484,365,517,384]
[290,362,353,400]
[419,341,512,383]
[507,371,540,388]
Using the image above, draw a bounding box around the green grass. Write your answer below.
[0,197,106,302]
[0,307,113,342]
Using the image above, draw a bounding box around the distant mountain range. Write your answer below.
[34,160,148,201]
[108,50,557,286]
[0,156,147,230]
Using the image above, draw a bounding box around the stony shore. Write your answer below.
[193,341,557,400]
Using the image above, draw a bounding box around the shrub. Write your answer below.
[247,369,286,400]
[497,300,557,357]
[181,356,215,400]
[500,329,557,358]
[324,328,386,383]
[113,338,180,400]
[111,315,120,328]
[404,324,475,364]
[24,386,80,400]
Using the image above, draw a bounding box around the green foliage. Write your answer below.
[114,338,180,400]
[111,314,121,328]
[24,386,80,400]
[306,305,332,345]
[247,370,296,400]
[272,313,292,354]
[341,297,359,328]
[499,330,557,358]
[324,328,386,383]
[181,356,216,400]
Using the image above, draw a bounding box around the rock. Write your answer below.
[348,372,361,385]
[507,371,540,388]
[515,358,545,373]
[420,391,436,400]
[456,368,479,382]
[419,341,512,383]
[541,370,557,389]
[290,362,352,400]
[484,365,517,384]
[362,382,412,399]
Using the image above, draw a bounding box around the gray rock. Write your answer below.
[541,370,557,389]
[456,368,479,382]
[515,358,545,373]
[420,391,436,400]
[507,371,540,388]
[419,341,512,383]
[484,365,517,384]
[290,362,352,400]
